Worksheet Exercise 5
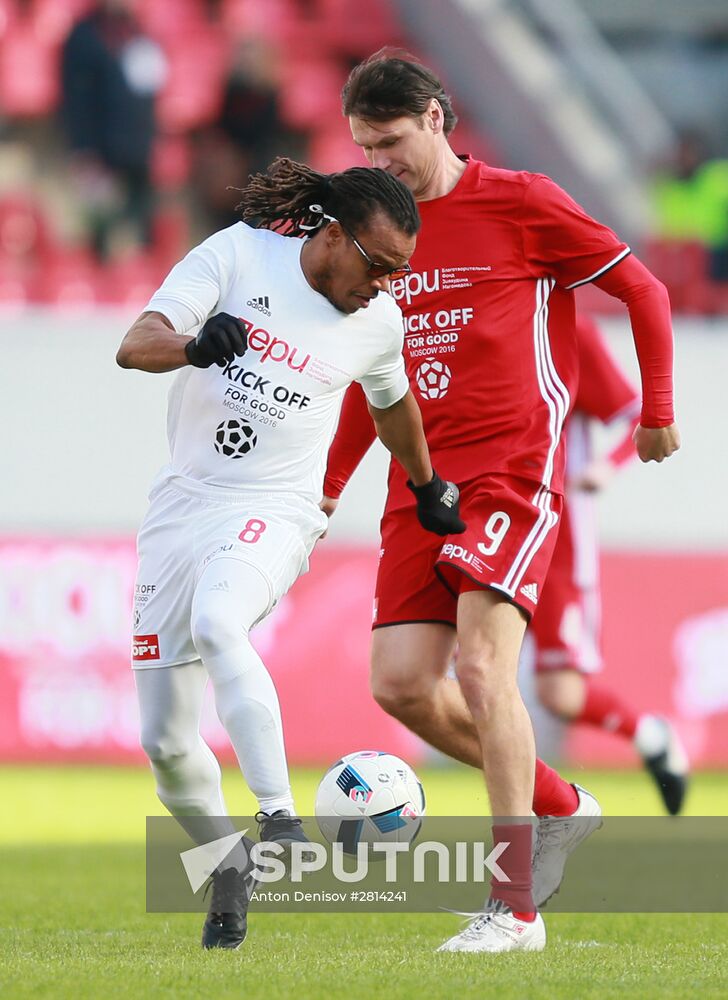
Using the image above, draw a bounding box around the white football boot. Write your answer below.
[634,715,689,815]
[437,899,546,953]
[532,784,602,908]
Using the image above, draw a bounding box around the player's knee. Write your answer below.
[536,670,582,719]
[190,606,241,662]
[140,729,194,770]
[370,663,432,721]
[455,654,513,715]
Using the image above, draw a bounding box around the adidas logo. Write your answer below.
[520,582,538,603]
[211,580,231,592]
[441,486,458,508]
[247,295,271,316]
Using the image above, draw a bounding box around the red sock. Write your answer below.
[533,758,579,816]
[577,677,639,739]
[490,823,535,915]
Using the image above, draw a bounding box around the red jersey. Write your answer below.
[325,157,673,512]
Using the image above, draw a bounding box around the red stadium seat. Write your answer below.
[309,125,365,173]
[99,252,162,306]
[0,192,56,260]
[708,282,728,314]
[278,56,345,131]
[151,204,190,272]
[157,30,230,131]
[219,0,301,42]
[36,247,99,306]
[643,239,713,314]
[30,0,92,45]
[0,21,59,116]
[0,256,31,306]
[151,133,192,191]
[0,0,19,37]
[315,0,402,55]
[136,0,206,44]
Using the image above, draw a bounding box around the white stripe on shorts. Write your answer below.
[490,280,567,598]
[491,485,559,600]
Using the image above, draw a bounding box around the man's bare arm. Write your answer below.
[117,311,247,373]
[116,311,192,373]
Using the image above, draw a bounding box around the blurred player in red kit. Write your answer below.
[324,50,681,953]
[530,315,688,812]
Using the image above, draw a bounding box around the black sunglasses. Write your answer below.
[322,212,412,279]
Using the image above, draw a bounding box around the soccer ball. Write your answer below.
[415,358,452,400]
[315,750,425,853]
[214,419,257,458]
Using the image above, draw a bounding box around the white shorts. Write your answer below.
[132,477,328,669]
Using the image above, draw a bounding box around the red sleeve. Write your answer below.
[323,382,377,499]
[593,255,675,428]
[522,175,630,288]
[575,315,640,423]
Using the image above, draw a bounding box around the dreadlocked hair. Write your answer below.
[237,156,420,238]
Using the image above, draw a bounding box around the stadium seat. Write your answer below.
[151,134,192,191]
[0,21,59,116]
[0,192,56,261]
[0,256,31,307]
[309,125,365,172]
[0,0,19,37]
[315,0,402,55]
[278,56,346,131]
[643,239,713,314]
[29,0,91,45]
[36,247,99,306]
[708,282,728,314]
[99,252,163,306]
[157,30,230,132]
[219,0,301,42]
[136,0,206,44]
[151,204,189,272]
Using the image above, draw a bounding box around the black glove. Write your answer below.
[185,312,248,368]
[407,471,466,536]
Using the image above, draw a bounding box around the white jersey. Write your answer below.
[145,223,409,502]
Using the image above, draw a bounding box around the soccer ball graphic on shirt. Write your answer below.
[415,358,452,400]
[315,750,425,854]
[214,419,258,458]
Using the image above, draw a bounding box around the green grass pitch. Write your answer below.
[1,764,727,999]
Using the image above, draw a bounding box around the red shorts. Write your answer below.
[528,494,603,673]
[373,474,562,628]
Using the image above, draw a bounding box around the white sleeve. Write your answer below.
[144,225,243,334]
[358,309,410,410]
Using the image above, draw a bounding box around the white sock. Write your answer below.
[211,663,296,816]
